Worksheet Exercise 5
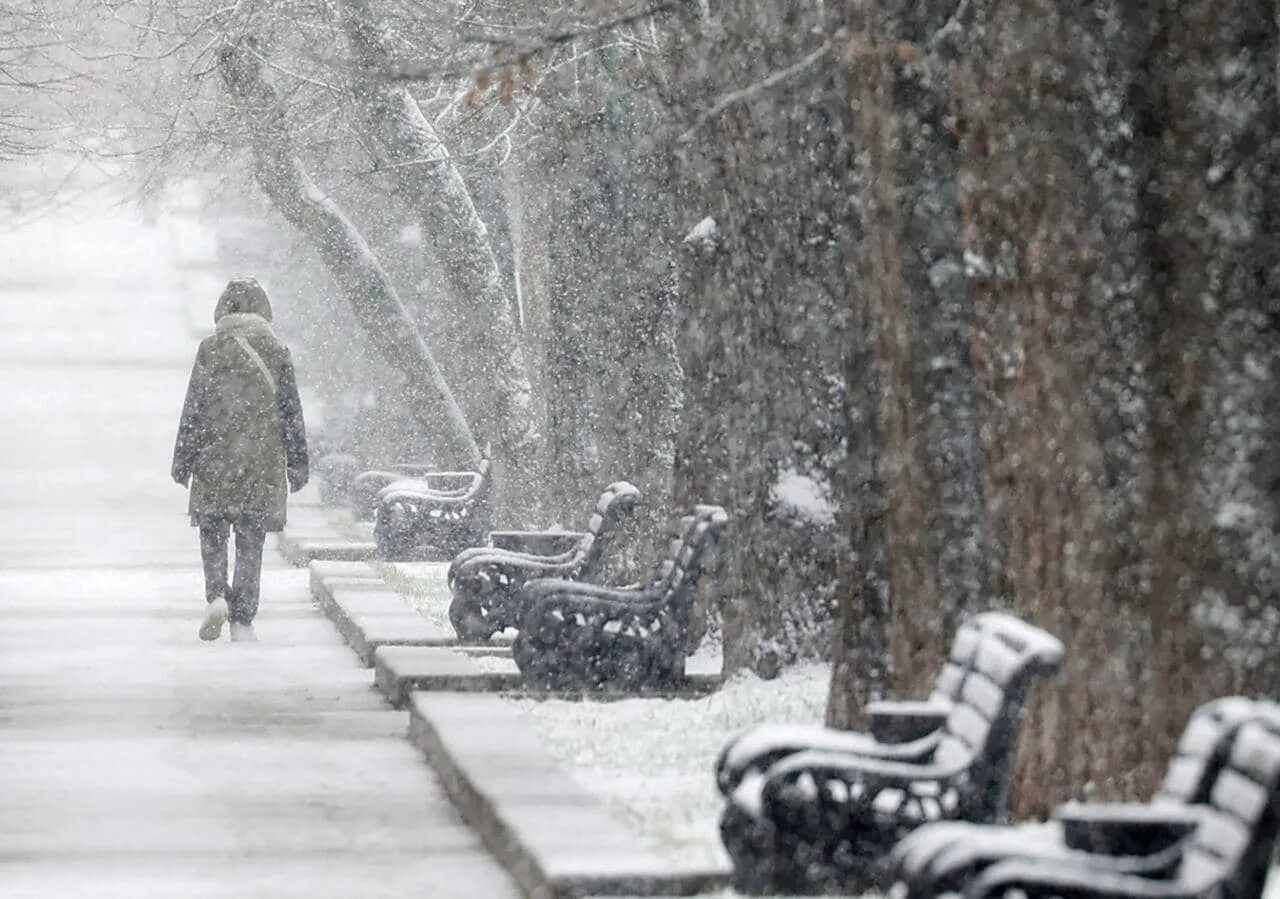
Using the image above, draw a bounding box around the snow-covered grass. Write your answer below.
[508,663,831,870]
[324,512,455,629]
[374,560,452,629]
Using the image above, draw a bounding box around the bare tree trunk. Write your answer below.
[339,0,538,502]
[667,2,856,676]
[1133,0,1280,781]
[868,0,1280,816]
[218,40,479,463]
[947,0,1158,813]
[827,105,891,723]
[497,57,683,553]
[829,0,990,712]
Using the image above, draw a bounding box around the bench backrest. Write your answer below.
[650,507,732,655]
[640,505,727,646]
[380,459,491,505]
[1155,697,1258,806]
[1179,704,1280,899]
[578,481,641,577]
[423,458,492,500]
[648,505,726,590]
[931,612,1065,821]
[926,616,984,707]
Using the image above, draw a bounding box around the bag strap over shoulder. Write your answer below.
[232,335,278,395]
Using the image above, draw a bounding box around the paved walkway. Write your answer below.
[0,212,520,897]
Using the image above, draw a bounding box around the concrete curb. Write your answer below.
[308,563,470,666]
[408,691,731,898]
[279,532,377,567]
[373,645,723,708]
[277,503,377,568]
[374,646,519,706]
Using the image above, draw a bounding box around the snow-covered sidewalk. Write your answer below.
[0,208,519,898]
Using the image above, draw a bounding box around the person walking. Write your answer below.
[171,279,309,642]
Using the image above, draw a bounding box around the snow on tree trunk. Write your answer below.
[218,41,480,464]
[826,103,891,723]
[1129,0,1280,792]
[339,0,537,502]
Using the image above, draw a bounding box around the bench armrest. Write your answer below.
[490,530,586,555]
[417,471,482,489]
[1056,801,1198,856]
[867,699,952,744]
[970,856,1194,899]
[384,463,439,477]
[759,749,964,817]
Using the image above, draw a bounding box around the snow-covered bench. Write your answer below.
[446,481,641,642]
[372,459,493,561]
[715,614,997,798]
[352,463,479,522]
[511,504,728,691]
[954,700,1280,899]
[890,696,1260,898]
[718,611,1064,894]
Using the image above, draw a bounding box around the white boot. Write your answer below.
[199,597,229,641]
[229,621,258,643]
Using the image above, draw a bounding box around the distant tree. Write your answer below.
[339,0,540,510]
[218,41,479,463]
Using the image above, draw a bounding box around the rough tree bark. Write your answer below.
[667,1,857,675]
[1131,0,1280,785]
[826,0,1280,815]
[951,0,1158,810]
[950,0,1280,814]
[827,0,990,724]
[497,48,682,561]
[218,40,479,463]
[826,85,891,722]
[338,0,539,504]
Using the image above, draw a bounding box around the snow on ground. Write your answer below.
[0,193,524,897]
[324,514,456,630]
[510,663,831,869]
[377,560,453,629]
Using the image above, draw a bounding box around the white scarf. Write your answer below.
[215,312,276,340]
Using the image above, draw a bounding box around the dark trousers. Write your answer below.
[198,518,267,624]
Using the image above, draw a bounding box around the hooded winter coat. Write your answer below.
[171,281,309,532]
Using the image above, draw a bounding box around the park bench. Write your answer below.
[351,463,481,522]
[960,700,1280,899]
[718,611,1064,894]
[715,613,1000,798]
[446,481,641,642]
[890,696,1260,898]
[510,503,728,691]
[372,459,493,561]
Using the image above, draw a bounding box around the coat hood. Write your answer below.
[214,278,273,323]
